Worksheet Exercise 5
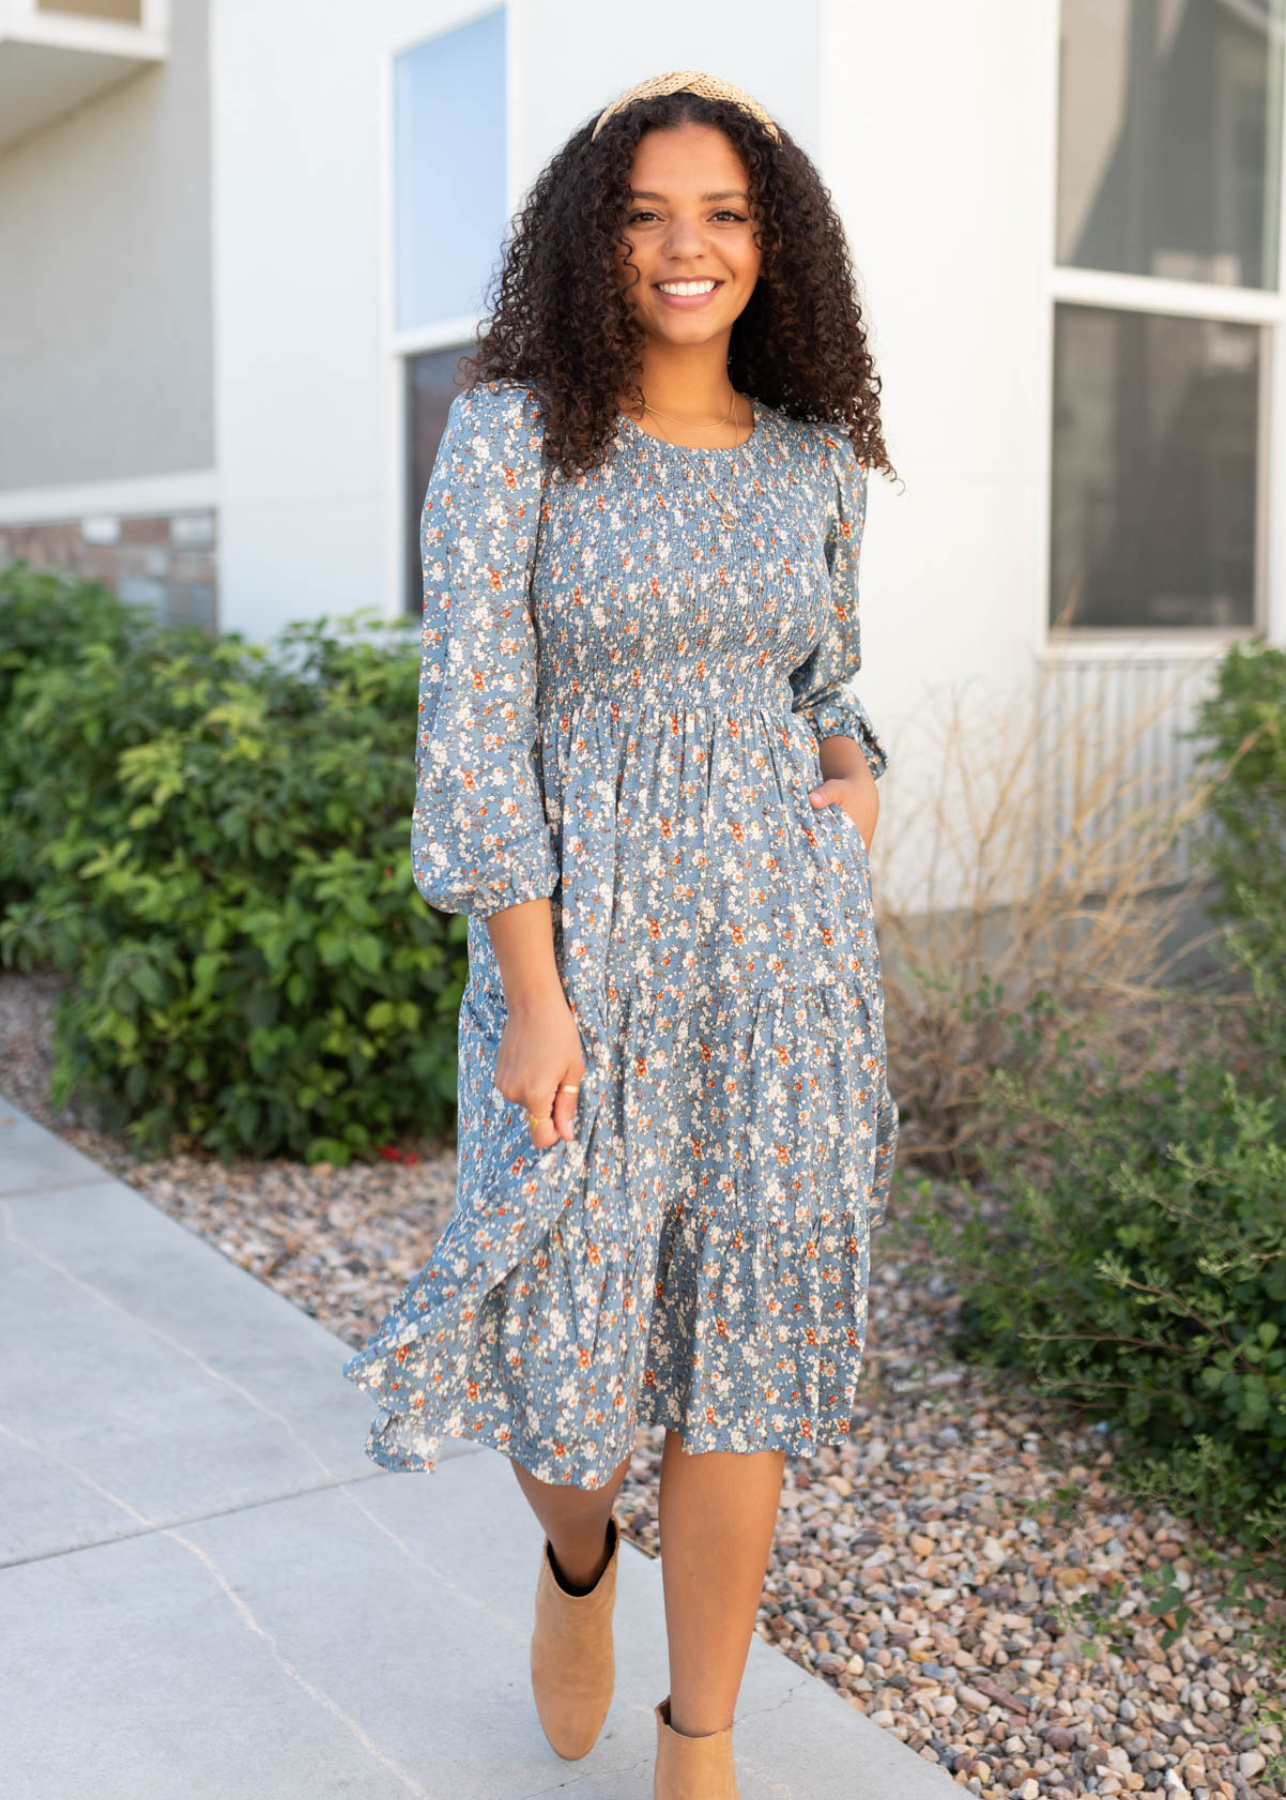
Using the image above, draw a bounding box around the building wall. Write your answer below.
[818,0,1060,907]
[0,0,216,628]
[817,0,1282,914]
[207,0,395,649]
[0,0,214,487]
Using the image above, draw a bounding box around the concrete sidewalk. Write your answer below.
[0,1094,955,1800]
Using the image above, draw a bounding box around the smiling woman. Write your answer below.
[612,131,764,439]
[340,67,899,1799]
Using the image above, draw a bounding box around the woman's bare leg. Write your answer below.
[510,1447,634,1590]
[657,1432,786,1737]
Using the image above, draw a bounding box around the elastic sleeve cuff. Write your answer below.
[805,696,890,782]
[467,831,561,921]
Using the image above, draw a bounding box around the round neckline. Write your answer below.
[617,395,760,454]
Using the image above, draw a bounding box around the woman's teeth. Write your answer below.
[656,279,719,295]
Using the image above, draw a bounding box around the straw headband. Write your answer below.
[591,69,781,144]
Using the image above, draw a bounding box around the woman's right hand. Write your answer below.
[493,990,587,1150]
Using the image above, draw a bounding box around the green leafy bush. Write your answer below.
[911,638,1286,1552]
[922,952,1286,1554]
[0,562,147,912]
[0,560,142,712]
[1186,635,1286,967]
[0,563,467,1164]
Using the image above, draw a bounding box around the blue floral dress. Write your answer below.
[341,377,898,1487]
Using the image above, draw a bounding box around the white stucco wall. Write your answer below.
[209,0,391,645]
[817,0,1059,904]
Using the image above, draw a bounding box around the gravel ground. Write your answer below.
[2,967,1281,1800]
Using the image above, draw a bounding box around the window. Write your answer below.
[392,9,506,613]
[1051,0,1284,635]
[393,8,506,332]
[405,347,472,616]
[1058,0,1283,288]
[1051,307,1261,630]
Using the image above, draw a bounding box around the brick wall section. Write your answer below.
[0,514,218,633]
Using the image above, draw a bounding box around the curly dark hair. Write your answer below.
[456,87,898,486]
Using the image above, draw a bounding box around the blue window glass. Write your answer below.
[394,9,506,331]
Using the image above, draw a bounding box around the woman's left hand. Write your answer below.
[808,755,878,849]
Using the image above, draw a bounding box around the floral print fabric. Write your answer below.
[341,378,899,1487]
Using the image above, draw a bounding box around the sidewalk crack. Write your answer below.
[514,1755,652,1798]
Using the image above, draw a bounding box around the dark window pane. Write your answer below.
[405,346,474,615]
[1050,303,1260,630]
[1058,0,1285,290]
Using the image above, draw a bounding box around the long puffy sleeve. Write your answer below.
[788,425,889,781]
[409,379,560,919]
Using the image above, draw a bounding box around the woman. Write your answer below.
[343,69,899,1798]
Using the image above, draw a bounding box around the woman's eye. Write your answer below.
[626,210,748,224]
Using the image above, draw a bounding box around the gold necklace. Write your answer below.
[640,391,739,430]
[632,387,750,529]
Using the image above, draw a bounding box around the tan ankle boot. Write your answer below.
[529,1514,620,1759]
[653,1695,740,1798]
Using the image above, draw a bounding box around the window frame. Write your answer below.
[1040,0,1286,659]
[379,4,511,622]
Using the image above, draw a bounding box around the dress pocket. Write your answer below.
[815,794,881,997]
[828,799,867,848]
[819,794,870,876]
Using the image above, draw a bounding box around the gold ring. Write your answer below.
[527,1111,546,1127]
[559,1083,580,1093]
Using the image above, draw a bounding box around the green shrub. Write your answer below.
[0,564,468,1164]
[0,558,143,709]
[1185,635,1286,967]
[922,934,1286,1554]
[0,561,150,911]
[909,639,1286,1553]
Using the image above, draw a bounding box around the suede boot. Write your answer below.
[529,1514,620,1758]
[653,1695,740,1798]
